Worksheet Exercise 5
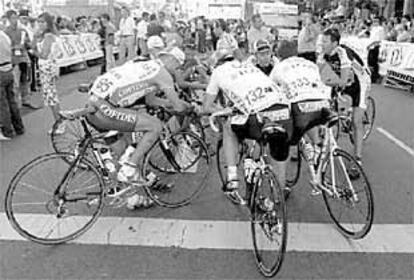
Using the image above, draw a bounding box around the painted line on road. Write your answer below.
[377,127,414,157]
[1,213,414,253]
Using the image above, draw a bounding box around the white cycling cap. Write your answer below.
[147,35,165,50]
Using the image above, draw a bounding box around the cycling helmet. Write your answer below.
[253,39,271,53]
[213,48,235,67]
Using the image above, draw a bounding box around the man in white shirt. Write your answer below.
[247,14,272,53]
[369,17,385,42]
[0,29,25,140]
[118,6,136,65]
[136,12,149,56]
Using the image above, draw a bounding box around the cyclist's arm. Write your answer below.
[173,68,207,90]
[156,68,187,111]
[145,92,172,108]
[203,71,223,114]
[337,48,353,88]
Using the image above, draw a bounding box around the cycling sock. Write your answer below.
[227,166,238,182]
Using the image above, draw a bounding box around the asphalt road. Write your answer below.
[0,66,413,279]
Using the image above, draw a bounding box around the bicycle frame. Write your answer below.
[304,125,359,201]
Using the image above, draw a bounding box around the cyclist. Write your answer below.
[318,28,371,170]
[246,39,279,76]
[203,49,293,205]
[270,40,332,195]
[63,47,190,189]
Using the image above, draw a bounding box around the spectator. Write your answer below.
[147,13,164,37]
[385,20,398,41]
[0,26,25,140]
[247,14,272,53]
[195,18,206,53]
[159,11,172,31]
[370,17,385,42]
[205,23,214,52]
[118,6,136,65]
[136,12,149,56]
[396,24,411,42]
[5,10,35,109]
[32,12,62,128]
[298,14,319,63]
[100,13,116,73]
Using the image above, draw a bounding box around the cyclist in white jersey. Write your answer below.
[203,49,293,204]
[270,40,332,195]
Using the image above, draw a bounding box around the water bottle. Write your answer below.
[243,158,256,183]
[100,147,116,173]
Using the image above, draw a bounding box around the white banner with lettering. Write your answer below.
[341,36,414,85]
[378,41,414,76]
[52,33,104,68]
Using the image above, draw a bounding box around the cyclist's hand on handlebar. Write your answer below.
[59,110,77,120]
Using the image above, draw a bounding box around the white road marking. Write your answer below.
[1,213,414,253]
[377,127,414,157]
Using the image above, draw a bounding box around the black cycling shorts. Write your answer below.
[290,99,330,145]
[231,104,293,161]
[341,75,363,108]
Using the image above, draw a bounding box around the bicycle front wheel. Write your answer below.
[251,167,287,278]
[363,96,376,140]
[322,149,374,239]
[143,131,211,208]
[5,153,105,245]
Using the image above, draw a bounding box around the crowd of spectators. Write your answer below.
[1,2,414,140]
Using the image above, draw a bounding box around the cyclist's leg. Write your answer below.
[223,118,240,183]
[128,111,162,167]
[345,80,364,162]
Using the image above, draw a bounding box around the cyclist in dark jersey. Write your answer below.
[247,39,279,76]
[319,28,371,169]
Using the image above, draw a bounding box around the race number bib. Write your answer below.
[91,76,117,99]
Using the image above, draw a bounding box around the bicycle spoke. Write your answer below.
[19,182,53,196]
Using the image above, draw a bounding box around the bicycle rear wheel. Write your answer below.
[50,118,99,165]
[5,153,105,245]
[251,167,287,278]
[143,131,211,208]
[322,149,374,239]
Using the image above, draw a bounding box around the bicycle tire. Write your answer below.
[143,131,211,208]
[362,96,376,141]
[286,144,301,188]
[348,96,376,144]
[5,153,105,245]
[50,118,99,166]
[251,167,287,278]
[321,149,374,239]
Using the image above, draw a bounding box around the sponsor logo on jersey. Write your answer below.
[99,104,137,123]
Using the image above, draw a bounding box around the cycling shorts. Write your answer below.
[231,104,293,161]
[290,99,331,145]
[342,75,367,109]
[86,99,140,132]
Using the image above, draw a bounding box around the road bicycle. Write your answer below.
[285,107,374,239]
[5,107,212,245]
[211,108,287,278]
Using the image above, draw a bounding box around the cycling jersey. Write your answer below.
[206,60,289,116]
[323,45,371,109]
[270,56,331,103]
[89,59,174,108]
